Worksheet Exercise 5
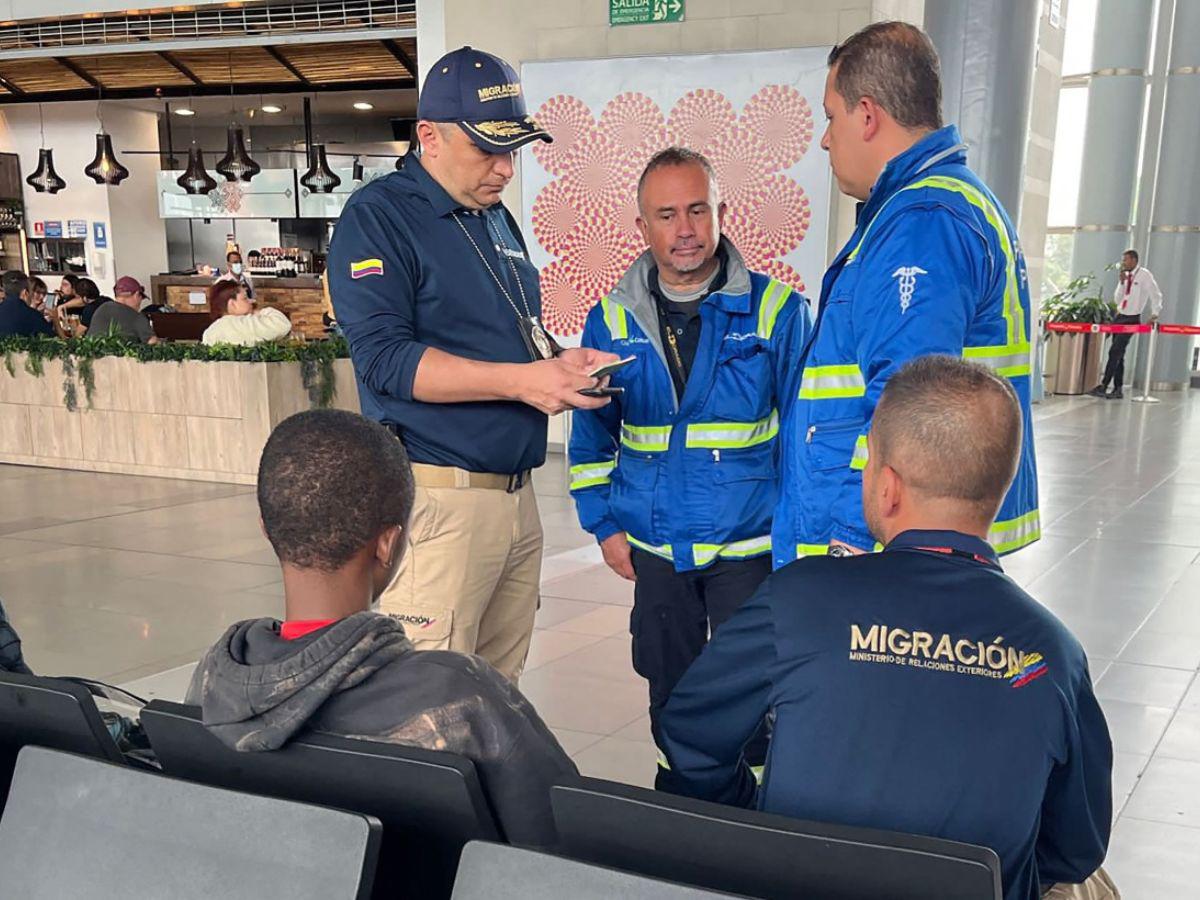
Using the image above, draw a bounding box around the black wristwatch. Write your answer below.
[827,544,855,559]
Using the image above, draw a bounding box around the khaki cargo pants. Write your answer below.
[379,473,542,683]
[1043,868,1120,899]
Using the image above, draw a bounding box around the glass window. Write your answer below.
[1062,0,1098,76]
[1047,86,1089,228]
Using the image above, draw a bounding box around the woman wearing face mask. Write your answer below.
[201,281,290,347]
[215,249,254,299]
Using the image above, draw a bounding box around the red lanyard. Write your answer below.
[912,545,1000,569]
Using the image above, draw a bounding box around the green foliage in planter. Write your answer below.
[0,334,351,411]
[1042,271,1119,325]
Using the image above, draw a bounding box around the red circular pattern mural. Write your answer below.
[532,85,815,335]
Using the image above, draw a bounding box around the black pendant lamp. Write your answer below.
[177,145,217,195]
[301,144,341,193]
[351,156,364,183]
[84,133,130,185]
[27,104,66,194]
[215,125,261,182]
[27,148,66,194]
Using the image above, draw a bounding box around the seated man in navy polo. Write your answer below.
[656,356,1116,900]
[0,270,52,338]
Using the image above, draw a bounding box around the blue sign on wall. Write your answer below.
[67,219,87,238]
[44,220,62,238]
[92,222,108,249]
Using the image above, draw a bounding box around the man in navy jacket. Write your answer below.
[657,355,1114,900]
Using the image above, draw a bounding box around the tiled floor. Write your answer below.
[2,391,1200,896]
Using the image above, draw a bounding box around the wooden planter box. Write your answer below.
[0,354,359,484]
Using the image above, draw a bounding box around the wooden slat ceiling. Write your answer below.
[0,39,415,98]
[75,53,195,90]
[169,47,300,85]
[279,41,409,83]
[0,58,93,93]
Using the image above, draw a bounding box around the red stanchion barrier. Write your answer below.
[1158,323,1200,336]
[1045,322,1152,334]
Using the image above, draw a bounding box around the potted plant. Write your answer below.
[1042,272,1118,395]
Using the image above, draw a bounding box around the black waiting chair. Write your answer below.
[551,777,1003,900]
[141,700,501,900]
[0,670,126,813]
[0,746,380,900]
[451,840,745,900]
[148,311,211,341]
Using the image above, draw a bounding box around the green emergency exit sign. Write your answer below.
[610,0,684,27]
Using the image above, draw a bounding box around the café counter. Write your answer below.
[149,274,329,339]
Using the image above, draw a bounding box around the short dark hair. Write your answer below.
[872,356,1021,520]
[258,410,415,571]
[227,250,241,262]
[207,280,242,319]
[2,270,29,297]
[30,276,47,294]
[60,273,80,291]
[75,278,100,301]
[1123,249,1139,263]
[637,146,720,211]
[828,21,943,131]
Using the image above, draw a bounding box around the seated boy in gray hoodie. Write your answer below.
[186,409,577,848]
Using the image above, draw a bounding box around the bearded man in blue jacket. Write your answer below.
[774,21,1040,567]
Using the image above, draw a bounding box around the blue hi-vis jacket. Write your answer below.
[569,240,811,572]
[773,127,1040,567]
[657,530,1113,900]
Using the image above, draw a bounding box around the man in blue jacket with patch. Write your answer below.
[657,356,1115,900]
[775,21,1039,566]
[570,148,810,780]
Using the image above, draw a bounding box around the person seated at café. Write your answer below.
[56,273,80,308]
[62,277,107,336]
[215,249,254,299]
[655,356,1116,900]
[84,276,157,344]
[28,276,50,316]
[185,409,577,848]
[0,596,32,675]
[0,270,52,337]
[201,280,291,347]
[50,273,84,321]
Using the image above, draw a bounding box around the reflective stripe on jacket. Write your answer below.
[773,126,1040,568]
[570,239,811,573]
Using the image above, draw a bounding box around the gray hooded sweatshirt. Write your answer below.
[186,611,576,848]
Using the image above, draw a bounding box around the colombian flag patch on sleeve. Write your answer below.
[350,258,384,279]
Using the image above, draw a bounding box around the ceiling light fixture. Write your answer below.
[261,104,283,114]
[85,92,131,186]
[84,134,130,186]
[177,145,217,195]
[174,107,196,116]
[353,101,374,111]
[216,125,261,182]
[26,104,66,194]
[300,144,341,193]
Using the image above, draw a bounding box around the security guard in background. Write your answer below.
[657,356,1115,900]
[330,47,616,683]
[569,148,810,780]
[774,22,1040,566]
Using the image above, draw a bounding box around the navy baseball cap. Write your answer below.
[417,46,552,153]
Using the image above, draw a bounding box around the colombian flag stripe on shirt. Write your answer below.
[351,258,384,279]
